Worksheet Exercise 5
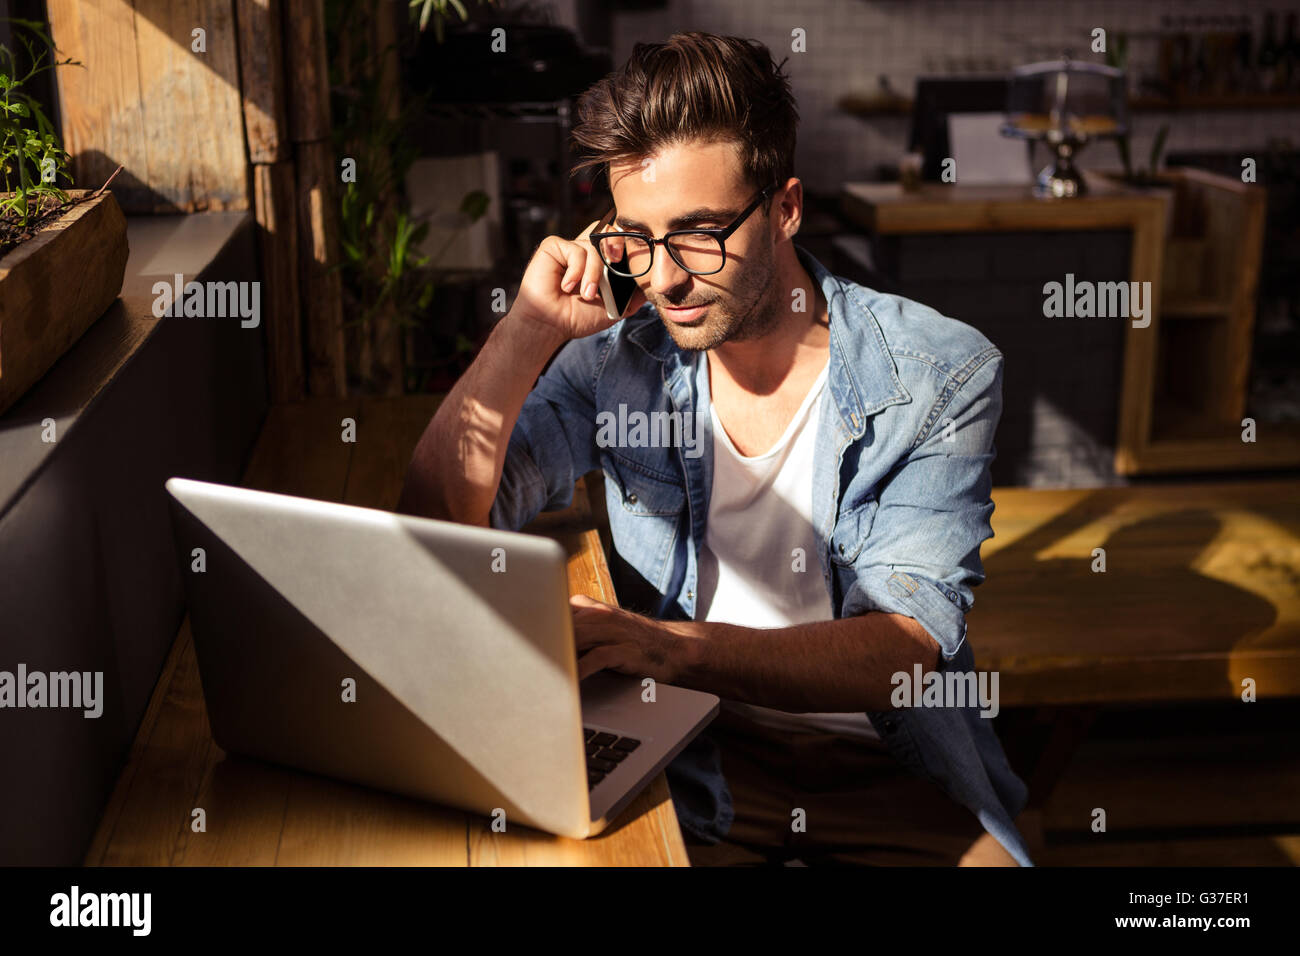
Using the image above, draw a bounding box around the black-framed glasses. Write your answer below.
[590,184,777,278]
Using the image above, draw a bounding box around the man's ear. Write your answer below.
[775,177,803,242]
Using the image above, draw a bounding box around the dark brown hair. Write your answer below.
[570,32,798,202]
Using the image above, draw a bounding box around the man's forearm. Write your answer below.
[671,612,943,713]
[398,312,567,525]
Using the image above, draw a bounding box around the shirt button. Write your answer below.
[686,589,694,600]
[837,542,846,555]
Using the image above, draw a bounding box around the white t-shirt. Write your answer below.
[697,353,881,742]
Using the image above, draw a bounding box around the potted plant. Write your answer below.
[327,0,492,395]
[0,19,127,416]
[1102,32,1176,233]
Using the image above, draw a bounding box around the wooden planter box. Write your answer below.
[0,190,128,415]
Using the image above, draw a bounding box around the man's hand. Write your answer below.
[569,594,698,682]
[512,217,647,343]
[398,217,638,524]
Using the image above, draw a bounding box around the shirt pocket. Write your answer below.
[601,454,685,593]
[830,494,879,567]
[602,453,686,516]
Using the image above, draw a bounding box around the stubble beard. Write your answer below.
[657,241,782,352]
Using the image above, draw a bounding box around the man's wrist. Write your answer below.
[500,308,570,356]
[664,618,709,686]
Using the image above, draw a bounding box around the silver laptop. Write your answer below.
[164,477,718,839]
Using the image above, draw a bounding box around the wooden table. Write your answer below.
[969,479,1300,707]
[87,396,689,866]
[967,478,1300,849]
[87,392,1299,865]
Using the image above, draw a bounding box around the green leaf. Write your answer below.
[459,188,490,221]
[1148,124,1169,174]
[1116,134,1132,180]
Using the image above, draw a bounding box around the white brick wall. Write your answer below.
[609,0,1300,191]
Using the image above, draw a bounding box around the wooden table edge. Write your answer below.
[87,479,689,867]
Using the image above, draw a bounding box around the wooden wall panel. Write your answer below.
[47,0,150,206]
[49,0,249,212]
[296,140,347,396]
[283,0,332,143]
[235,0,289,163]
[253,162,304,400]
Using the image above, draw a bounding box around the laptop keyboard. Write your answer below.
[584,728,641,789]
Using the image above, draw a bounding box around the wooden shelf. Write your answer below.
[839,173,1162,235]
[1161,297,1234,319]
[837,93,913,117]
[1138,427,1300,472]
[1150,402,1240,442]
[1109,167,1282,474]
[0,213,254,519]
[839,91,1300,118]
[1130,92,1300,111]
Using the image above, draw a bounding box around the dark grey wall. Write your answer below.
[0,221,267,865]
[870,230,1132,487]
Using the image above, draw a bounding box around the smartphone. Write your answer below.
[597,261,640,322]
[594,215,640,322]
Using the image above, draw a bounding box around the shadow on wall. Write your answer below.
[48,0,251,214]
[72,151,186,213]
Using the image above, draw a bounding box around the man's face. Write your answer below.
[606,141,780,351]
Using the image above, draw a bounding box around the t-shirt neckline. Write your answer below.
[705,352,829,463]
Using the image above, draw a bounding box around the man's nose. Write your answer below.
[648,244,692,297]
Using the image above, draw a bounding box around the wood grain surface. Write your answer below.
[0,191,128,415]
[49,0,249,212]
[235,0,290,163]
[87,396,689,866]
[252,162,304,401]
[295,140,347,397]
[970,481,1300,706]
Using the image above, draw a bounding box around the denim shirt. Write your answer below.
[490,244,1033,866]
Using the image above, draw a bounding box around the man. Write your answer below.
[399,31,1031,866]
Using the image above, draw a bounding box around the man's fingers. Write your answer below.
[572,625,603,653]
[570,594,614,653]
[557,238,588,293]
[550,231,603,302]
[581,242,605,302]
[577,645,621,681]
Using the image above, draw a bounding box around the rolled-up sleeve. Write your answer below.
[841,351,1003,661]
[489,330,610,532]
